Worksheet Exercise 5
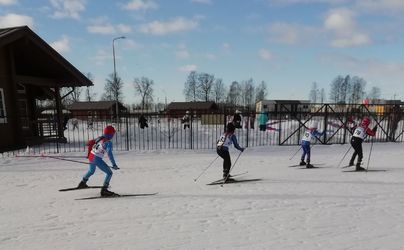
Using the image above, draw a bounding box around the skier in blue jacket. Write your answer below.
[300,121,324,168]
[78,125,119,196]
[216,123,245,179]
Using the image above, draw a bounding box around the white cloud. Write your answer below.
[178,64,197,72]
[91,49,110,66]
[259,49,273,60]
[116,24,132,33]
[356,0,404,13]
[87,19,132,35]
[87,24,115,35]
[123,0,158,10]
[50,36,70,54]
[176,50,190,59]
[139,17,198,35]
[0,13,34,28]
[269,0,348,4]
[0,0,18,5]
[321,53,404,92]
[50,0,86,19]
[190,0,212,4]
[123,39,143,50]
[269,22,317,45]
[324,8,370,47]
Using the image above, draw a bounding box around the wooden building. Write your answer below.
[256,100,310,113]
[0,26,92,152]
[166,101,218,117]
[68,101,127,120]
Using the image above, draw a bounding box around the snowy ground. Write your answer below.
[1,143,404,250]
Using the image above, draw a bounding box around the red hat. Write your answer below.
[104,125,116,135]
[360,117,370,127]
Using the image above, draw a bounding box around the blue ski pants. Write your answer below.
[301,141,311,163]
[83,156,113,187]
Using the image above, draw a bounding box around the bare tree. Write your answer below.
[320,88,326,103]
[329,75,345,103]
[367,86,381,103]
[134,77,154,110]
[348,76,366,104]
[241,78,255,108]
[60,87,82,106]
[340,75,350,103]
[197,73,215,101]
[309,82,318,103]
[212,78,226,103]
[84,72,97,102]
[102,73,124,102]
[227,81,242,106]
[255,81,268,102]
[183,71,198,101]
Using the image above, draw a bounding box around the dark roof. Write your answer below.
[274,100,307,104]
[68,101,127,111]
[166,101,218,111]
[0,26,92,87]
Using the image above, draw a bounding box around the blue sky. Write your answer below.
[1,0,404,104]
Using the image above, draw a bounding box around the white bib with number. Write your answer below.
[217,134,232,148]
[353,127,366,139]
[91,140,106,158]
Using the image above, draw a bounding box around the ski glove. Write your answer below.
[240,148,245,152]
[111,164,120,170]
[373,125,377,132]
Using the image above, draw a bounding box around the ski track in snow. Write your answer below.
[1,144,404,249]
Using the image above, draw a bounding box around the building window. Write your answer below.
[0,88,7,123]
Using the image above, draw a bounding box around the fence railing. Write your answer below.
[2,103,404,156]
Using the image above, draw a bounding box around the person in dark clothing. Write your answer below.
[232,110,242,129]
[139,114,148,129]
[349,117,377,171]
[216,123,244,179]
[182,111,190,129]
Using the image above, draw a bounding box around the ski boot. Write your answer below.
[306,163,314,168]
[101,187,119,197]
[223,173,234,182]
[355,162,366,172]
[77,180,88,189]
[348,161,355,167]
[299,160,306,166]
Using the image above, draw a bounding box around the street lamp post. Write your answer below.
[112,36,125,123]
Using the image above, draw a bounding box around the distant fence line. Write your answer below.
[2,103,404,156]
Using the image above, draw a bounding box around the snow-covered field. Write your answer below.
[1,143,404,250]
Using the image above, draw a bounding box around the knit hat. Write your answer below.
[104,125,116,138]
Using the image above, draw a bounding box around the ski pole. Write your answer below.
[46,155,89,165]
[16,154,88,165]
[289,146,302,160]
[366,138,374,171]
[193,155,219,182]
[222,150,244,186]
[337,146,352,168]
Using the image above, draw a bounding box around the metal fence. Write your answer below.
[2,103,404,156]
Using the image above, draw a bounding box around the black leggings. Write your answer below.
[217,148,231,174]
[350,137,363,164]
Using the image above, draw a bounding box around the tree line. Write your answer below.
[54,71,383,112]
[309,74,381,104]
[183,71,268,107]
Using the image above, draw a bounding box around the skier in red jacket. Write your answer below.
[349,117,377,171]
